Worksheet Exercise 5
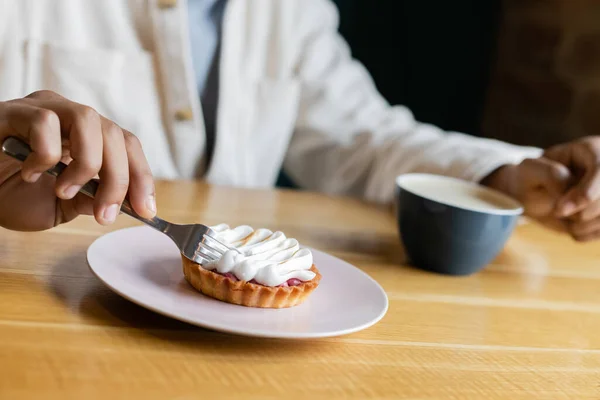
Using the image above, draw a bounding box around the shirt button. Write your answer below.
[158,0,177,9]
[174,107,194,121]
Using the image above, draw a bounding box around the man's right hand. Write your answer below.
[0,90,156,231]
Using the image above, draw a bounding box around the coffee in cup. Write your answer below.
[395,173,523,275]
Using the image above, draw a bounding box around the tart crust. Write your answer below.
[182,255,322,308]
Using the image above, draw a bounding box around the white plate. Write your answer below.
[86,226,388,338]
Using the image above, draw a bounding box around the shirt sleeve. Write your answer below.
[283,0,543,203]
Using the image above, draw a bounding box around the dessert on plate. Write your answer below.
[182,224,321,308]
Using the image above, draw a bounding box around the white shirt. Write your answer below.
[0,0,542,203]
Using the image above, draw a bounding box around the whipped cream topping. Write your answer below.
[203,224,316,287]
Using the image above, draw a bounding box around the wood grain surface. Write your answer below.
[1,181,599,399]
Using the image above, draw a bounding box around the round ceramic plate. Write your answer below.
[86,226,388,338]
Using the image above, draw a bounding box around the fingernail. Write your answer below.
[62,185,82,199]
[559,201,576,217]
[145,195,157,214]
[29,172,42,182]
[102,204,120,223]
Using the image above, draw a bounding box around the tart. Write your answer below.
[182,224,322,308]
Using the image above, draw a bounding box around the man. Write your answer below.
[0,0,598,241]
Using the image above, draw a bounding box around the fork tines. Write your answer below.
[195,234,235,263]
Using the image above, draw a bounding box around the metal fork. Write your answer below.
[1,136,236,264]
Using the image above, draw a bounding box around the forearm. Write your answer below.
[287,0,541,203]
[287,125,540,204]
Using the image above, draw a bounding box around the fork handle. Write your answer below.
[1,136,164,228]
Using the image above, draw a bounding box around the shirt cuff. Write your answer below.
[463,144,544,184]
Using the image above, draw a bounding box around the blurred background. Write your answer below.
[331,0,598,149]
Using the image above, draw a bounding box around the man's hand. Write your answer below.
[483,136,600,242]
[0,90,157,231]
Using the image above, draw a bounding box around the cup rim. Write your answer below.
[395,173,524,216]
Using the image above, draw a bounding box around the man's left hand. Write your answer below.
[483,136,600,242]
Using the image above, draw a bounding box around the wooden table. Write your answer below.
[1,181,600,399]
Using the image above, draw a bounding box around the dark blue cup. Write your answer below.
[395,174,523,276]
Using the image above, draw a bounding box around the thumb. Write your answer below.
[519,158,572,217]
[55,193,94,225]
[521,157,572,195]
[555,168,600,218]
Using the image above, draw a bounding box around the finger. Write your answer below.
[17,93,105,199]
[572,230,600,242]
[523,189,557,218]
[518,158,571,217]
[546,140,600,218]
[521,158,572,195]
[122,130,156,218]
[543,144,570,166]
[555,167,600,218]
[1,101,62,182]
[569,218,600,242]
[91,118,129,225]
[42,103,104,201]
[535,216,569,234]
[24,89,65,103]
[573,198,600,222]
